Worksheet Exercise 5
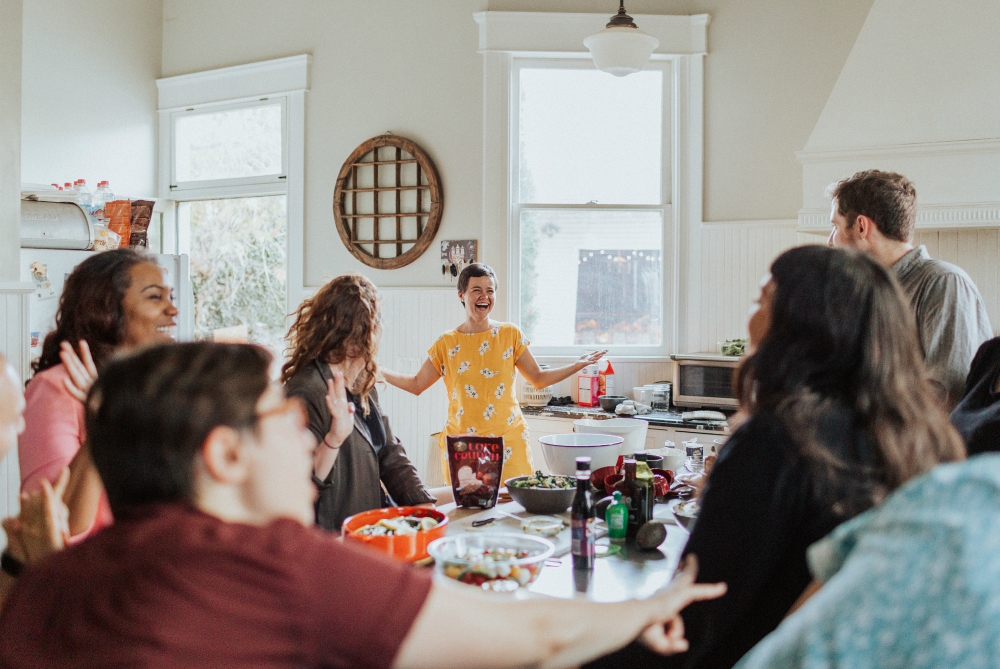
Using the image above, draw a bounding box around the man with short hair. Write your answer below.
[0,342,725,669]
[828,169,992,408]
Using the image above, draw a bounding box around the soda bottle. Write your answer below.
[571,456,594,574]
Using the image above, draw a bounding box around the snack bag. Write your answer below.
[447,435,504,509]
[105,200,131,243]
[128,200,154,248]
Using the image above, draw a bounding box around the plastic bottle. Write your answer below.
[598,359,616,397]
[74,179,93,211]
[605,490,628,543]
[92,181,113,222]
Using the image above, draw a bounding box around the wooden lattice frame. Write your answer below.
[333,134,443,270]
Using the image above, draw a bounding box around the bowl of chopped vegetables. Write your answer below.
[428,533,555,592]
[505,472,577,514]
[341,506,448,563]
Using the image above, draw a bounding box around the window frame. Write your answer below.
[168,96,288,193]
[476,11,707,359]
[509,57,673,357]
[156,55,309,320]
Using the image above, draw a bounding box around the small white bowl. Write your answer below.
[538,433,623,475]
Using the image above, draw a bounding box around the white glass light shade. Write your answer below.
[584,27,659,77]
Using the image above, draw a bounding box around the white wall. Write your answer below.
[21,0,163,198]
[0,0,22,283]
[162,0,489,291]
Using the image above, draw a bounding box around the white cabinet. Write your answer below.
[645,426,677,450]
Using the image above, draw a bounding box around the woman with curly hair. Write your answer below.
[282,274,436,531]
[19,248,179,537]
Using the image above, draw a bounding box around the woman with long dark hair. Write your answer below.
[282,274,436,531]
[19,248,179,537]
[589,245,965,669]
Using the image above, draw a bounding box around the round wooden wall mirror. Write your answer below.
[333,134,443,270]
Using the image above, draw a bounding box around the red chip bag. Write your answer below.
[447,435,504,509]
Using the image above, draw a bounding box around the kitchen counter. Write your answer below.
[521,403,731,434]
[440,499,689,602]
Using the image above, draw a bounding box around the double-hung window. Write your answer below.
[157,56,308,357]
[512,59,672,357]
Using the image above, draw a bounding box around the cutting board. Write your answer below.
[442,501,607,557]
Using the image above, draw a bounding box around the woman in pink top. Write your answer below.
[20,249,179,537]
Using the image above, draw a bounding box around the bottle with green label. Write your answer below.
[605,490,629,543]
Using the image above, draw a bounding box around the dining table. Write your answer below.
[436,499,690,602]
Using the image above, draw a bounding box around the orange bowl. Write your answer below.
[341,506,448,563]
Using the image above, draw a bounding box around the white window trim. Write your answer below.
[155,55,310,314]
[475,12,708,357]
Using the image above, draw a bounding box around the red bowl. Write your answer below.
[591,466,619,493]
[604,473,671,498]
[341,506,448,563]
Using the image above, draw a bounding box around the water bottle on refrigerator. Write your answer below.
[74,179,93,213]
[92,181,113,222]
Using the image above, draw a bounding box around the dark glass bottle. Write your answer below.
[632,452,655,529]
[622,458,639,538]
[571,456,594,573]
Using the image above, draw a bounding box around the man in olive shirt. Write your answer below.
[828,170,992,409]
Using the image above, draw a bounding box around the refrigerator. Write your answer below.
[20,249,194,363]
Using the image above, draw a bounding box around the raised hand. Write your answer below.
[2,467,70,565]
[577,350,608,367]
[322,372,355,450]
[60,340,98,403]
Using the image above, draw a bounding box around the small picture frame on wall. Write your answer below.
[441,239,478,279]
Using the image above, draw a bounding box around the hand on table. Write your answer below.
[59,340,98,403]
[638,555,727,656]
[2,468,70,565]
[322,371,355,449]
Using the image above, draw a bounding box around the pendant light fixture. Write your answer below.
[584,1,660,77]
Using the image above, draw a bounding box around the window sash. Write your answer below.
[169,97,288,193]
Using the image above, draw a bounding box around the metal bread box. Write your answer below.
[21,201,94,250]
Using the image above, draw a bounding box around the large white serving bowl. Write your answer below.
[573,418,649,456]
[539,433,624,475]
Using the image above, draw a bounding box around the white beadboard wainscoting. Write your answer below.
[914,228,1000,331]
[0,283,33,548]
[693,221,818,353]
[376,288,465,486]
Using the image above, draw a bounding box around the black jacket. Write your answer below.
[951,337,1000,456]
[284,360,434,531]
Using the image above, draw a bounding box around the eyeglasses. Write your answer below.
[256,396,308,428]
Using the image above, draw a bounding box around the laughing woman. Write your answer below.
[382,263,605,479]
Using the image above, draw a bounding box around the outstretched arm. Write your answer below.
[382,358,441,396]
[515,348,606,389]
[393,556,725,669]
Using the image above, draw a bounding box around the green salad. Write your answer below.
[508,472,575,490]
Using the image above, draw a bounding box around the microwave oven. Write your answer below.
[670,353,742,409]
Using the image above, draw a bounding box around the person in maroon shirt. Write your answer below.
[0,342,725,669]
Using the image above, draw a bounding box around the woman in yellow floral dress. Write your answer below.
[382,263,605,480]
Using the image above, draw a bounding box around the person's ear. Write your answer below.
[855,214,874,240]
[201,426,249,484]
[457,290,465,307]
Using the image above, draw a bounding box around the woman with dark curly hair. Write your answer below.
[282,274,436,531]
[19,248,178,537]
[588,245,965,669]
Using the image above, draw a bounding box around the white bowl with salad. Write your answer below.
[428,533,555,592]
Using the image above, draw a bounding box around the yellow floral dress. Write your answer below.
[429,323,535,481]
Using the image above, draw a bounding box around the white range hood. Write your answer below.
[796,0,1000,233]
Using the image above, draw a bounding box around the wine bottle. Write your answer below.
[571,456,594,573]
